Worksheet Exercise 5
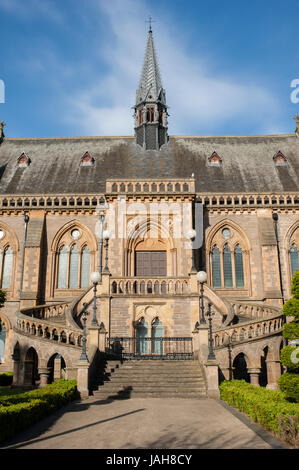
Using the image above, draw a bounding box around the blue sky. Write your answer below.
[0,0,298,137]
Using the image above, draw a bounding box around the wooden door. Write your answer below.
[135,251,167,276]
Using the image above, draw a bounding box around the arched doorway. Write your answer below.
[151,317,163,355]
[24,347,39,386]
[0,319,6,363]
[136,318,149,354]
[47,354,66,383]
[233,353,250,382]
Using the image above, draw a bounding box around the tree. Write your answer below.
[278,270,299,402]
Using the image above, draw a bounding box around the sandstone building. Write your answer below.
[0,28,298,397]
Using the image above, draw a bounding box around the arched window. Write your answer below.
[152,318,163,355]
[234,245,245,288]
[81,246,90,288]
[290,244,299,277]
[0,319,6,363]
[69,245,79,288]
[136,318,149,354]
[57,246,68,288]
[1,246,13,289]
[212,246,221,287]
[209,225,249,290]
[223,244,233,287]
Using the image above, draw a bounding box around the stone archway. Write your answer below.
[125,218,177,276]
[47,354,66,383]
[233,353,250,382]
[24,347,39,386]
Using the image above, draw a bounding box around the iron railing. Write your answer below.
[106,337,193,360]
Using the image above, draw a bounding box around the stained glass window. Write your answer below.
[212,246,221,287]
[235,245,245,288]
[57,246,68,289]
[223,244,233,288]
[290,244,299,277]
[81,246,90,288]
[2,246,13,289]
[69,245,79,289]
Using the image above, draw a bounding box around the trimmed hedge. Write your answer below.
[278,373,299,403]
[0,379,77,443]
[280,346,299,372]
[0,372,13,386]
[220,380,299,446]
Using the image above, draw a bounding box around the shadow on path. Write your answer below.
[2,407,146,449]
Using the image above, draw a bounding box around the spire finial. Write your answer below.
[145,15,155,33]
[294,113,299,134]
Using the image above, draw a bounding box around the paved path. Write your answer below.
[0,396,285,449]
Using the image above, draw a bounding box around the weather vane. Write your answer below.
[145,15,156,32]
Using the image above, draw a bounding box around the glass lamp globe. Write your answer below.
[197,271,207,283]
[103,229,111,240]
[90,271,101,284]
[186,229,196,240]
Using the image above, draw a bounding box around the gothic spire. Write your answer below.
[134,28,168,150]
[136,28,165,104]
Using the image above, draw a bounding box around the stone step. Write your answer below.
[93,390,206,399]
[98,376,205,383]
[97,384,206,392]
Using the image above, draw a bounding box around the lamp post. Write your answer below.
[206,303,216,361]
[90,271,101,326]
[96,200,109,280]
[197,270,207,324]
[103,230,110,272]
[80,303,89,361]
[187,228,197,272]
[20,213,29,299]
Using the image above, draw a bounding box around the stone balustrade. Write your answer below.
[213,313,284,349]
[106,179,195,194]
[0,194,102,210]
[196,192,299,207]
[15,314,82,348]
[1,191,297,211]
[110,277,190,295]
[230,301,281,321]
[20,302,70,320]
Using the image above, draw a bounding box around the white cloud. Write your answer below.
[61,0,281,136]
[4,0,282,136]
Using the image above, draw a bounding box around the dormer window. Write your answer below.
[17,152,31,168]
[273,150,287,166]
[80,151,94,167]
[208,151,222,167]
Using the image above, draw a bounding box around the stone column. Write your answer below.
[197,324,209,363]
[99,326,107,353]
[11,356,20,386]
[88,326,100,349]
[248,367,261,386]
[38,367,50,388]
[76,359,90,399]
[53,355,62,381]
[192,329,200,361]
[266,360,281,390]
[205,360,220,398]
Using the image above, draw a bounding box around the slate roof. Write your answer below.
[0,134,298,195]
